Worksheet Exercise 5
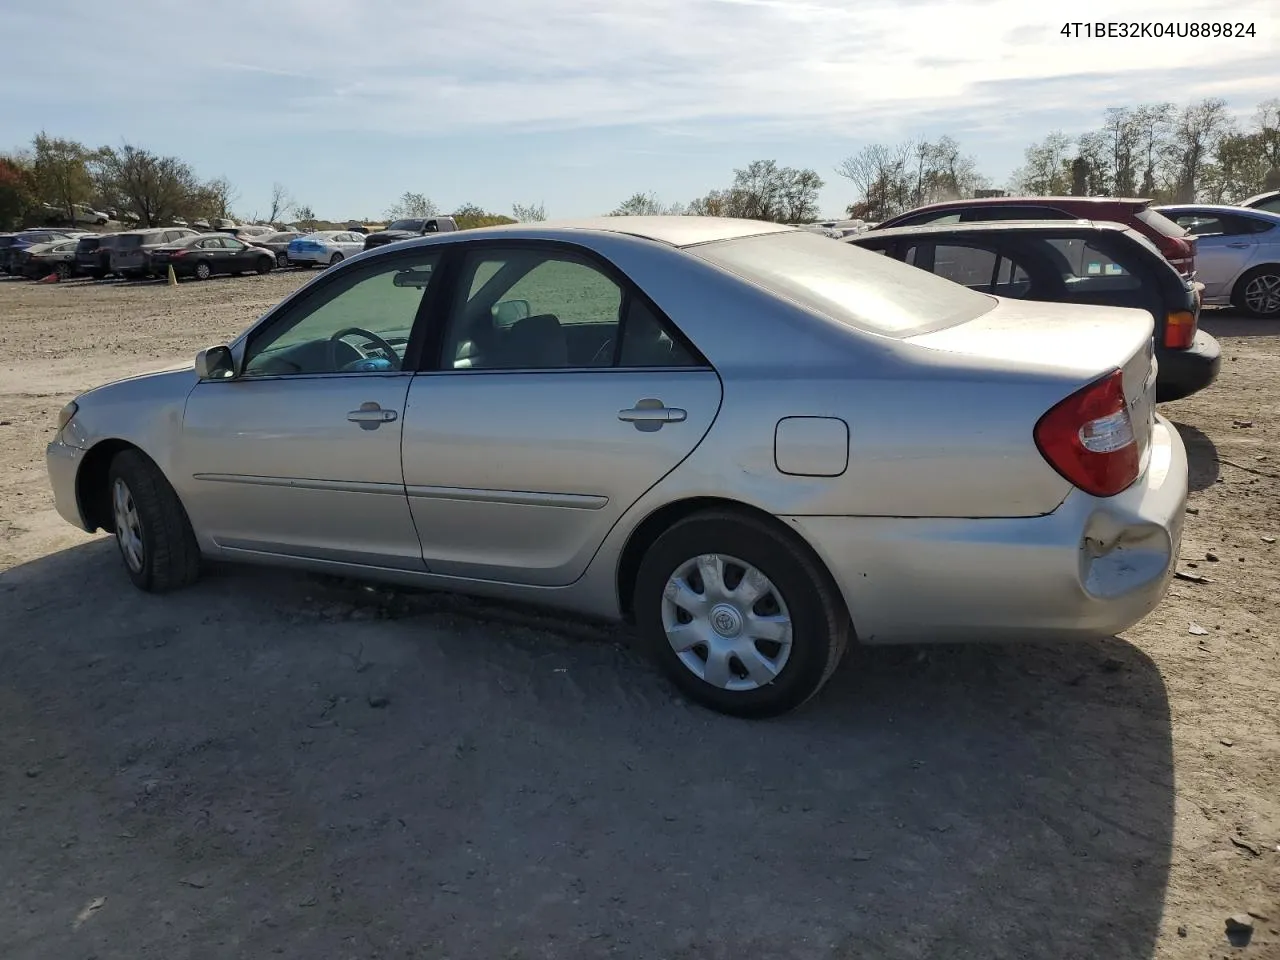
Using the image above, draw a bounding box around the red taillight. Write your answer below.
[1034,370,1139,498]
[169,249,187,258]
[1164,309,1196,349]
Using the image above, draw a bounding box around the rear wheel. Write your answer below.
[106,450,201,593]
[1232,265,1280,318]
[329,252,344,267]
[194,261,212,281]
[276,252,288,268]
[633,510,850,717]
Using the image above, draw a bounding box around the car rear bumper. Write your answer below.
[46,437,89,530]
[787,414,1188,645]
[1156,330,1221,402]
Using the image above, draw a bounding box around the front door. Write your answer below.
[402,243,722,586]
[177,247,444,569]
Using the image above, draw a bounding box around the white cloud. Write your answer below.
[6,0,1278,142]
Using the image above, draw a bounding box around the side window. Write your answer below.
[224,238,246,250]
[1046,238,1142,291]
[243,252,440,377]
[961,205,1071,222]
[1255,196,1280,215]
[900,212,961,227]
[1174,215,1225,236]
[991,256,1032,297]
[441,250,623,370]
[931,244,1000,289]
[440,247,701,371]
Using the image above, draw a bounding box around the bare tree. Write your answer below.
[202,176,238,220]
[608,192,683,216]
[836,141,914,219]
[1130,103,1175,195]
[266,182,292,224]
[511,201,547,221]
[32,133,92,224]
[386,191,438,220]
[1165,98,1231,201]
[1010,131,1074,195]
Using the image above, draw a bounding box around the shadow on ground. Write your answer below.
[1173,421,1221,491]
[0,541,1174,959]
[1199,308,1278,339]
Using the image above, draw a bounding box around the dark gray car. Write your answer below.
[111,228,200,278]
[252,231,303,268]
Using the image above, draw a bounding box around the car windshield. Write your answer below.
[387,219,425,232]
[692,230,994,337]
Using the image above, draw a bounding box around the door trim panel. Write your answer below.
[404,484,608,509]
[193,473,405,496]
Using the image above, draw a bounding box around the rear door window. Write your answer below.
[1045,237,1143,292]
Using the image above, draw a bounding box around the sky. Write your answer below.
[3,0,1278,221]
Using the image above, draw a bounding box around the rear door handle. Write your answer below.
[619,399,687,430]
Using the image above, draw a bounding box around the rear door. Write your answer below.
[401,242,722,586]
[1166,210,1257,298]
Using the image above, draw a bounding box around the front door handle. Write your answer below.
[347,402,398,430]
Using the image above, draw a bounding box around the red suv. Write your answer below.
[873,197,1196,277]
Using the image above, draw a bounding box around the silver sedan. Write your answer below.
[46,217,1188,716]
[286,230,367,268]
[1156,204,1280,318]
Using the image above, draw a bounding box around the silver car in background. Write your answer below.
[46,217,1187,717]
[286,230,367,268]
[1156,204,1280,318]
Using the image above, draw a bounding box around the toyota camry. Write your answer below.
[46,217,1188,717]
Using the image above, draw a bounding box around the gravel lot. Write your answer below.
[1,272,1277,959]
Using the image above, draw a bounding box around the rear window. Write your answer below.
[692,230,994,337]
[387,219,425,232]
[1135,207,1187,238]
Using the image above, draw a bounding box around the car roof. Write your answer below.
[889,196,1153,214]
[1241,190,1280,205]
[460,216,794,248]
[851,219,1136,240]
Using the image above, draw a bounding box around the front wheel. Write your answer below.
[1233,266,1280,318]
[193,261,212,281]
[328,252,344,267]
[106,450,201,592]
[276,252,288,268]
[633,511,850,718]
[55,262,71,280]
[255,256,273,275]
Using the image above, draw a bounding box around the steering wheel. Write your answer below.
[327,327,401,371]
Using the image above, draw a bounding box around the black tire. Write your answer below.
[54,262,71,280]
[633,510,850,718]
[194,261,212,281]
[255,256,273,275]
[1231,265,1280,318]
[328,252,344,267]
[276,252,288,268]
[106,449,201,593]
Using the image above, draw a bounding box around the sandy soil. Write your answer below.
[0,272,1277,959]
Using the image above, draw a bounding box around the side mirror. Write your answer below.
[195,345,236,380]
[492,298,531,325]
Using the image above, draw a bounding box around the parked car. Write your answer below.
[40,202,110,226]
[873,197,1197,277]
[1239,190,1280,215]
[149,233,277,280]
[362,216,459,251]
[849,220,1220,401]
[74,233,125,279]
[286,231,366,267]
[110,228,201,278]
[254,231,303,268]
[0,229,81,273]
[46,217,1187,717]
[220,224,275,241]
[1155,205,1280,318]
[16,238,83,279]
[192,219,212,231]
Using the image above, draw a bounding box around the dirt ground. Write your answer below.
[0,272,1277,960]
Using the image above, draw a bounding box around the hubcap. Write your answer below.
[1244,274,1280,315]
[196,264,209,279]
[661,553,793,692]
[112,477,144,573]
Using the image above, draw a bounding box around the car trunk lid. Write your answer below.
[905,297,1156,476]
